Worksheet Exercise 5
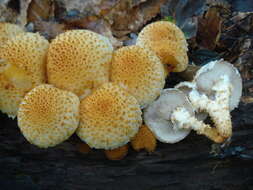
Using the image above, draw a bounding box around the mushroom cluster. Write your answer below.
[0,20,242,160]
[0,23,48,118]
[144,59,242,144]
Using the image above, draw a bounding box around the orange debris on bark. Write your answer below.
[131,125,157,153]
[104,144,128,160]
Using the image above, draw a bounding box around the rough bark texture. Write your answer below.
[1,0,253,189]
[0,102,253,190]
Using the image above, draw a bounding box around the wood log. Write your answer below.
[0,102,252,190]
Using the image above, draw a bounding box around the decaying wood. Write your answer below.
[0,102,252,190]
[0,0,253,189]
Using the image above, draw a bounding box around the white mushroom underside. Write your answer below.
[144,89,192,143]
[195,60,242,110]
[171,107,214,136]
[189,75,232,138]
[175,81,208,121]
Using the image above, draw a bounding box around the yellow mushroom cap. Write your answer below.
[0,32,49,117]
[136,21,188,72]
[0,75,25,117]
[0,23,24,47]
[18,84,80,148]
[77,83,142,150]
[47,30,113,99]
[111,45,165,108]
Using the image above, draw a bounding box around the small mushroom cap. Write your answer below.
[0,23,24,46]
[104,144,129,160]
[17,84,80,148]
[111,45,165,108]
[136,21,188,72]
[77,83,142,150]
[194,59,242,110]
[0,32,49,117]
[175,82,208,121]
[131,125,157,152]
[47,30,113,99]
[144,88,193,143]
[137,21,188,50]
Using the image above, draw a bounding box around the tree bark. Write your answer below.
[0,103,252,190]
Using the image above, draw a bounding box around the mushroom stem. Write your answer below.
[189,75,232,138]
[171,107,224,143]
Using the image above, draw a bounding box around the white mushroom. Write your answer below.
[175,81,208,121]
[144,88,224,143]
[189,59,242,138]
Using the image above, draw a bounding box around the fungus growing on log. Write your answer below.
[18,84,80,148]
[0,32,49,118]
[144,89,224,143]
[111,45,165,108]
[136,21,188,73]
[77,83,142,150]
[47,30,113,99]
[175,81,208,121]
[131,125,157,153]
[104,144,129,160]
[189,59,242,138]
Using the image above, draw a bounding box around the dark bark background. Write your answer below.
[1,103,253,190]
[1,0,253,189]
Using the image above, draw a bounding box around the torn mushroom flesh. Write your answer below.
[144,88,224,143]
[175,81,208,121]
[189,59,242,138]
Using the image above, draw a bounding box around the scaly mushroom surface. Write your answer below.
[47,30,113,99]
[77,83,142,150]
[136,21,188,73]
[0,32,49,118]
[18,84,80,148]
[111,45,165,108]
